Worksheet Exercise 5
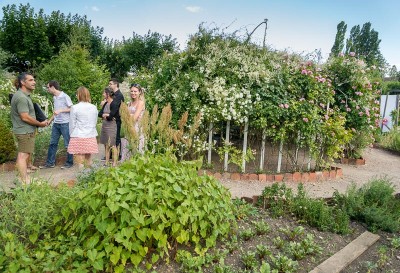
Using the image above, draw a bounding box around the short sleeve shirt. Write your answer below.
[10,89,36,134]
[53,91,73,124]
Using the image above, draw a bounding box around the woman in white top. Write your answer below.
[68,86,98,168]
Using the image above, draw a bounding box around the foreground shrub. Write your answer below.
[333,178,400,232]
[0,181,77,244]
[68,154,234,271]
[0,154,236,272]
[0,120,16,163]
[260,183,350,234]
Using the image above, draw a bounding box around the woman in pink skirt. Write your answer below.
[68,86,99,169]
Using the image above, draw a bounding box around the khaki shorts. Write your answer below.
[15,132,36,153]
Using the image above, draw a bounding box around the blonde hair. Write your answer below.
[76,86,91,103]
[130,83,145,102]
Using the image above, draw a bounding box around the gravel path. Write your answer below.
[220,147,400,198]
[1,146,399,198]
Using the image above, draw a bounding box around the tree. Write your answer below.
[0,4,52,71]
[330,21,347,57]
[0,4,104,72]
[99,31,178,80]
[388,65,398,80]
[345,22,386,69]
[37,43,110,105]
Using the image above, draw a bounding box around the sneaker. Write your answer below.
[61,164,73,169]
[39,164,55,169]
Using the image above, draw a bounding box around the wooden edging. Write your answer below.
[198,166,343,183]
[309,231,380,273]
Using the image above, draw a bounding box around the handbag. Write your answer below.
[33,102,47,122]
[9,93,47,122]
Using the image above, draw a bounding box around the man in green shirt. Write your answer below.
[11,72,48,184]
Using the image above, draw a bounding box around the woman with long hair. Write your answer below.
[67,86,98,169]
[99,87,118,167]
[128,83,145,154]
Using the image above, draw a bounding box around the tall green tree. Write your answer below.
[345,22,386,69]
[37,43,110,105]
[0,4,104,72]
[99,31,178,80]
[330,21,347,57]
[0,4,52,71]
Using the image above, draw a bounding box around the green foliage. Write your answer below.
[37,43,110,105]
[260,183,350,234]
[344,22,386,70]
[102,31,178,80]
[216,144,255,172]
[34,126,66,161]
[327,53,381,159]
[239,228,255,241]
[330,21,347,57]
[252,221,271,235]
[0,181,77,245]
[0,119,16,163]
[56,153,235,270]
[232,198,259,220]
[0,3,104,72]
[241,250,258,270]
[333,178,400,232]
[256,244,271,259]
[379,129,400,152]
[270,254,298,273]
[176,250,206,273]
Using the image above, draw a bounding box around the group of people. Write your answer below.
[10,72,145,184]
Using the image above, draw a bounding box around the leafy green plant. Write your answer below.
[0,119,16,163]
[287,241,307,260]
[272,236,285,249]
[232,198,259,220]
[176,250,206,273]
[389,236,400,249]
[379,129,400,152]
[377,246,389,268]
[223,236,239,253]
[0,180,77,245]
[333,178,400,232]
[260,183,350,234]
[281,226,305,241]
[270,254,298,273]
[259,261,278,273]
[241,250,258,270]
[240,228,255,241]
[256,244,271,260]
[216,143,255,172]
[301,234,322,255]
[253,220,271,236]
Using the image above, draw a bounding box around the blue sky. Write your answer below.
[1,0,399,68]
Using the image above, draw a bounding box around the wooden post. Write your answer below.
[207,122,213,165]
[242,119,249,173]
[259,130,266,171]
[224,120,230,172]
[277,139,283,173]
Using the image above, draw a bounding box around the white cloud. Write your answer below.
[185,6,202,13]
[91,6,100,12]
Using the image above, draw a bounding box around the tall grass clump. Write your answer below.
[333,178,400,232]
[260,183,350,234]
[379,129,400,153]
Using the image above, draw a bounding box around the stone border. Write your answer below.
[198,166,343,183]
[340,158,366,165]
